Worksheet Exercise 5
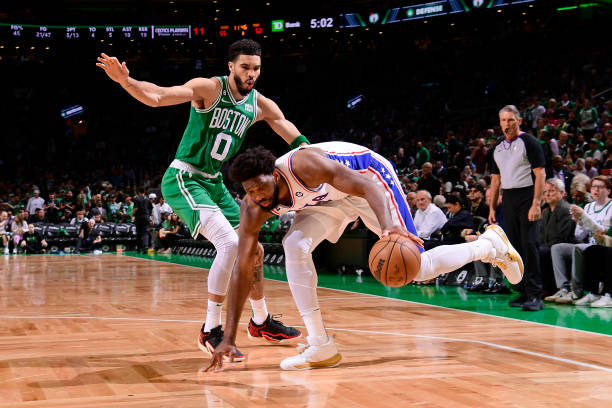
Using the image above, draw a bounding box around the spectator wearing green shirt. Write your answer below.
[107,195,121,223]
[415,141,430,168]
[119,196,134,223]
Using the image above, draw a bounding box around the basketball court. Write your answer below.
[1,253,611,407]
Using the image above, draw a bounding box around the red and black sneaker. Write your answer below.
[198,324,245,362]
[247,314,302,343]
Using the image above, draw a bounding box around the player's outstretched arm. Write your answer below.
[205,200,269,371]
[256,94,305,146]
[96,53,216,107]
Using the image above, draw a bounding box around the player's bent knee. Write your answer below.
[282,231,312,262]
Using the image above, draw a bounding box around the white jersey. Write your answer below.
[270,142,409,221]
[271,141,419,249]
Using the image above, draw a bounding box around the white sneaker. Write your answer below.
[280,335,342,371]
[479,225,524,284]
[544,288,568,302]
[590,294,612,308]
[93,250,103,255]
[3,247,8,255]
[555,290,580,304]
[573,293,600,306]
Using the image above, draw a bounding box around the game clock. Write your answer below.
[309,17,334,29]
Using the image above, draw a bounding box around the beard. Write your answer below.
[256,183,280,212]
[233,74,256,96]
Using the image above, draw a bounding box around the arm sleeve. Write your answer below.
[521,133,545,169]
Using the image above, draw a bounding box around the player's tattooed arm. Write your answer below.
[249,243,265,298]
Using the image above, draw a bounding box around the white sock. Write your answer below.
[414,240,494,282]
[204,300,223,332]
[249,297,268,325]
[302,309,327,344]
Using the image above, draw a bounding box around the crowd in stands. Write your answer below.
[2,89,611,311]
[1,7,611,309]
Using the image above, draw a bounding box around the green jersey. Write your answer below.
[174,75,258,175]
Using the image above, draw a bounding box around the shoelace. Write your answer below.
[269,314,287,327]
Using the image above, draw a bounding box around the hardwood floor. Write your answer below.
[1,254,611,407]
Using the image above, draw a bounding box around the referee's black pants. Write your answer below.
[502,186,542,299]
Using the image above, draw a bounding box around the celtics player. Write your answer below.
[96,39,303,361]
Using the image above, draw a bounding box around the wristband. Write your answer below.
[290,135,310,150]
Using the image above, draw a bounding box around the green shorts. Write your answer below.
[161,167,240,238]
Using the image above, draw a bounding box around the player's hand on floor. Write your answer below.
[382,226,424,248]
[204,338,238,372]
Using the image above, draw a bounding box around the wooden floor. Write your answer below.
[1,254,611,407]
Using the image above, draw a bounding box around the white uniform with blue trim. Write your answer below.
[278,142,506,337]
[273,142,419,248]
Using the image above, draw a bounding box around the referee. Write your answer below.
[489,105,546,311]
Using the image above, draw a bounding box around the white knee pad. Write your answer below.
[199,209,238,296]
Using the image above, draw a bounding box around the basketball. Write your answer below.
[368,234,421,287]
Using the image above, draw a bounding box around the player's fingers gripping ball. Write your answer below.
[368,233,421,287]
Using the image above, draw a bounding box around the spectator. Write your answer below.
[417,162,441,199]
[556,93,576,116]
[405,191,417,217]
[413,190,447,243]
[557,130,570,158]
[467,184,489,219]
[28,207,47,224]
[151,193,162,227]
[547,155,574,198]
[59,190,76,222]
[89,200,108,221]
[107,194,121,223]
[540,179,576,301]
[19,223,48,254]
[133,188,153,253]
[585,139,603,165]
[26,190,44,215]
[578,98,598,141]
[76,218,102,254]
[525,97,546,134]
[602,143,612,175]
[10,213,28,254]
[584,157,599,178]
[119,196,133,223]
[433,195,446,212]
[415,141,430,168]
[158,213,185,253]
[1,211,9,255]
[440,195,474,245]
[45,193,60,224]
[471,138,488,176]
[580,230,612,307]
[490,105,546,311]
[550,176,612,305]
[70,210,89,226]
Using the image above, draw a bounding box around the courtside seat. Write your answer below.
[44,224,61,246]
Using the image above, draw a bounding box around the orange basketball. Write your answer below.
[368,233,421,287]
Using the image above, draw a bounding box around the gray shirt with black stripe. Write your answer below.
[490,133,545,190]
